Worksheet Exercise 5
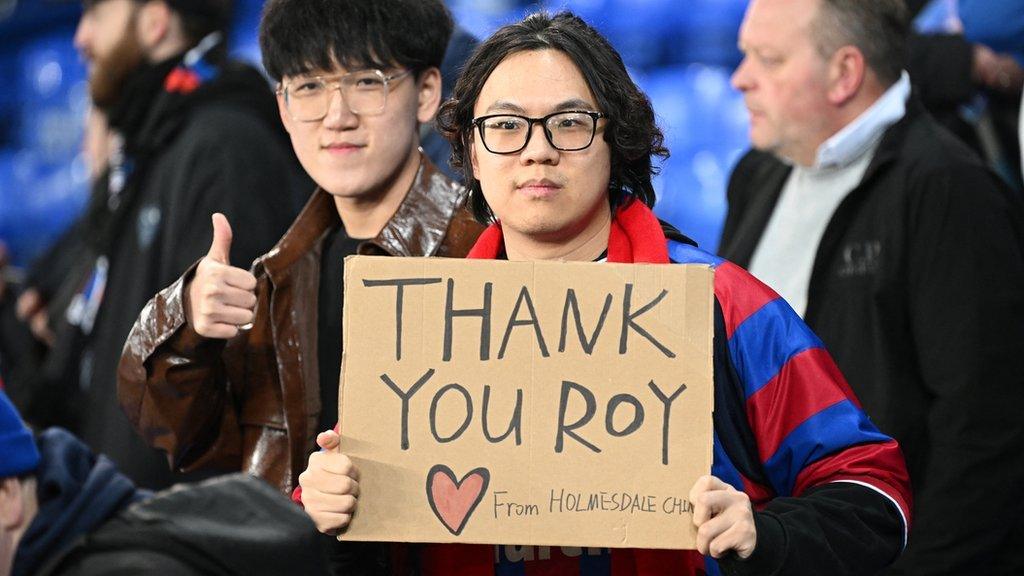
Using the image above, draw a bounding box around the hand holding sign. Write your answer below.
[298,429,361,536]
[689,475,756,560]
[186,213,257,339]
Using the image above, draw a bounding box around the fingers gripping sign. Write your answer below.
[299,429,361,537]
[186,213,258,339]
[689,475,757,560]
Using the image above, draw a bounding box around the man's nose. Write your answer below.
[322,87,358,129]
[519,122,559,165]
[731,56,753,92]
[73,19,91,55]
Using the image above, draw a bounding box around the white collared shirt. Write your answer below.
[815,72,911,169]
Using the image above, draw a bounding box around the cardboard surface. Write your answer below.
[338,256,714,549]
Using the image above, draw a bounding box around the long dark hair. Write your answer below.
[436,11,669,224]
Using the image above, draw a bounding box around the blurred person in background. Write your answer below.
[0,111,116,430]
[906,0,1024,189]
[719,0,1024,573]
[1,0,311,490]
[0,389,331,576]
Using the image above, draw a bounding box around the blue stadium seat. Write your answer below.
[664,0,746,67]
[0,150,89,267]
[642,64,749,253]
[17,31,87,162]
[450,0,528,40]
[228,0,265,69]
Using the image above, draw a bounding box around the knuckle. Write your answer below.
[338,476,354,494]
[336,457,354,476]
[199,302,214,317]
[696,524,712,541]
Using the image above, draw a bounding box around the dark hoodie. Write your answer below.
[34,474,332,576]
[10,429,330,576]
[12,428,147,576]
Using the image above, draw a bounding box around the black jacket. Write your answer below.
[36,474,331,576]
[13,429,329,576]
[719,100,1024,575]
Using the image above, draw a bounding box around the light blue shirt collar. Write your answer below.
[814,71,911,170]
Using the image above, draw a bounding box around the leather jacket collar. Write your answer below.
[257,153,466,280]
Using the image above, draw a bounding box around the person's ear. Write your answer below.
[827,45,866,105]
[0,477,26,531]
[136,0,174,52]
[469,131,482,180]
[415,67,443,124]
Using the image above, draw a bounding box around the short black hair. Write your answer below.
[812,0,909,86]
[436,11,668,224]
[259,0,454,82]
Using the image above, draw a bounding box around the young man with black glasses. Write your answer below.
[298,11,913,576]
[116,0,483,500]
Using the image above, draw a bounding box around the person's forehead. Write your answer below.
[476,50,597,114]
[82,0,132,14]
[740,0,818,48]
[284,58,395,81]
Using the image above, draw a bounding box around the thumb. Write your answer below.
[316,429,341,452]
[207,213,233,264]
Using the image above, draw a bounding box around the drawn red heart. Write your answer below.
[426,464,490,536]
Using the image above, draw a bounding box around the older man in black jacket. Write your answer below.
[719,0,1024,574]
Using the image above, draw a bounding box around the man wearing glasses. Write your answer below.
[115,0,483,513]
[298,11,912,576]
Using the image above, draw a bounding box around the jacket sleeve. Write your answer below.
[711,260,911,576]
[117,262,248,473]
[719,150,762,256]
[885,158,1024,574]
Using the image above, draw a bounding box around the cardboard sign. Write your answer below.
[338,256,714,550]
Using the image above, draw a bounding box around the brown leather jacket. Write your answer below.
[117,156,484,494]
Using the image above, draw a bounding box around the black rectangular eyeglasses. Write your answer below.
[472,110,607,154]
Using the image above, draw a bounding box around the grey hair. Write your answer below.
[811,0,909,86]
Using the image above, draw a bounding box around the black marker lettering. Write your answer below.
[379,369,435,450]
[362,277,442,360]
[620,285,675,358]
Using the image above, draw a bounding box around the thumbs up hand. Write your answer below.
[299,428,361,536]
[185,213,258,339]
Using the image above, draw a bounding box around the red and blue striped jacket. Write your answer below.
[300,201,912,575]
[413,201,911,576]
